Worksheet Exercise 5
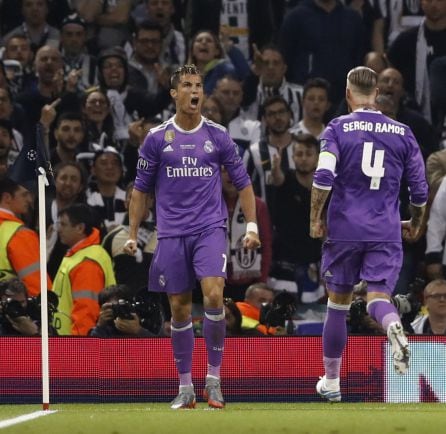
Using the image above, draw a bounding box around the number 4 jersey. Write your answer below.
[313,109,428,242]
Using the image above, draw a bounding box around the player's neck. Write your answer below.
[174,113,202,131]
[350,102,376,112]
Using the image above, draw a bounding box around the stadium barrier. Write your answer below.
[1,336,445,403]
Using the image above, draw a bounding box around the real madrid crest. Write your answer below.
[203,140,214,153]
[164,130,175,143]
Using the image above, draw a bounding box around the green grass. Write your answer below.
[1,403,446,434]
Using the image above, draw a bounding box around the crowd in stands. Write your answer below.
[0,0,446,337]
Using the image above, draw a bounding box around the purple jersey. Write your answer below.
[313,109,428,242]
[134,116,251,238]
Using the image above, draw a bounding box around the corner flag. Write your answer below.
[7,123,54,192]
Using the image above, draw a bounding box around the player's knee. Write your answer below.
[202,288,223,309]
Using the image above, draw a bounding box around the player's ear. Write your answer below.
[170,88,177,100]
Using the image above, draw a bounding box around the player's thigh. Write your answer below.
[149,237,195,294]
[321,240,363,285]
[361,242,403,296]
[193,227,228,280]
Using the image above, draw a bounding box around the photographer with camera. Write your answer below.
[236,282,291,335]
[90,284,156,337]
[349,279,424,335]
[411,279,446,335]
[0,278,58,336]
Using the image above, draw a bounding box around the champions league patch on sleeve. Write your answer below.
[137,157,149,170]
[320,139,327,152]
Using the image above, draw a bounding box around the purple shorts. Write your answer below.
[149,226,227,294]
[321,240,403,296]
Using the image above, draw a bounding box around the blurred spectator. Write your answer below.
[0,119,15,177]
[16,45,80,144]
[3,0,60,54]
[279,0,364,106]
[346,0,385,53]
[236,282,286,335]
[86,147,126,232]
[80,89,115,153]
[145,0,186,67]
[201,95,225,125]
[244,96,295,212]
[188,29,249,95]
[387,0,446,123]
[75,0,132,51]
[128,20,170,97]
[426,147,446,197]
[52,203,116,335]
[89,284,155,337]
[223,297,263,336]
[269,133,324,303]
[60,13,98,92]
[0,87,25,159]
[0,178,52,296]
[222,166,272,301]
[376,67,438,159]
[425,176,446,281]
[375,93,398,118]
[243,44,303,128]
[102,182,157,293]
[363,50,389,74]
[186,0,280,60]
[97,46,170,144]
[50,112,85,167]
[380,0,424,46]
[46,161,87,279]
[429,54,446,147]
[290,77,330,139]
[213,75,261,155]
[1,35,34,95]
[411,279,446,335]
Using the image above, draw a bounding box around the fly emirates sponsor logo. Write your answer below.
[166,156,213,178]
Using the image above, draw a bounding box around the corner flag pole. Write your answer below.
[38,168,50,411]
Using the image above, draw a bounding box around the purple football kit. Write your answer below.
[134,116,251,294]
[313,109,428,294]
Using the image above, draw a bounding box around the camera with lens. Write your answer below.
[348,278,425,334]
[0,291,59,334]
[391,277,424,331]
[259,290,297,329]
[348,298,371,333]
[111,291,164,335]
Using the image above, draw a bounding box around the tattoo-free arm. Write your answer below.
[124,189,150,256]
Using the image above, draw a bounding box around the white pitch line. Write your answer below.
[0,410,58,429]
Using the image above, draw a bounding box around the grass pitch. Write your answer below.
[1,403,446,434]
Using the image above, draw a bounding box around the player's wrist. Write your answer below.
[246,222,258,235]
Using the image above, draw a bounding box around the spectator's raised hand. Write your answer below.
[40,98,61,130]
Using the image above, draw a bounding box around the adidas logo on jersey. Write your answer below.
[163,144,174,152]
[324,270,333,278]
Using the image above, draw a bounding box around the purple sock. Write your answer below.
[171,317,194,386]
[367,299,401,331]
[322,302,349,379]
[203,308,225,378]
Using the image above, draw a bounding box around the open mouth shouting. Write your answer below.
[190,97,200,109]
